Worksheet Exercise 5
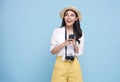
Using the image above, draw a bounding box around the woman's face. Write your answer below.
[64,10,78,27]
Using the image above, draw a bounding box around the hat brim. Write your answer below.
[59,7,82,20]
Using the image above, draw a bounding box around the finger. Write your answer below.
[68,38,73,41]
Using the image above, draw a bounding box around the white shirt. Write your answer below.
[50,27,84,59]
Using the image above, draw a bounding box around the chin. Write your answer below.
[66,24,73,27]
[66,22,74,26]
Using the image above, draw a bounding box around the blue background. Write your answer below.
[0,0,120,82]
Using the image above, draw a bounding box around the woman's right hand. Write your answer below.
[51,39,75,55]
[64,39,75,46]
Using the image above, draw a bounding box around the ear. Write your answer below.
[75,17,78,21]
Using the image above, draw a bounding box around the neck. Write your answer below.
[66,26,73,34]
[66,26,73,31]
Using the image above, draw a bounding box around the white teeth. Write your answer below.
[67,21,71,22]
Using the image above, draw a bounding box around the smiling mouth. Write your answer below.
[67,21,72,23]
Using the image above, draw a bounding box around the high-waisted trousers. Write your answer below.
[51,56,83,82]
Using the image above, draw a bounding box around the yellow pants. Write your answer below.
[51,56,83,82]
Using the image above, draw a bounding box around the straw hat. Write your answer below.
[59,6,82,20]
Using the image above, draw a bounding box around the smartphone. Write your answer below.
[69,34,74,39]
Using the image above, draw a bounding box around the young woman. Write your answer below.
[50,6,84,82]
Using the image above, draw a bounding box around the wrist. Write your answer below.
[74,44,78,49]
[61,42,65,47]
[73,44,77,47]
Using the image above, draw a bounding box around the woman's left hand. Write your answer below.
[73,44,79,54]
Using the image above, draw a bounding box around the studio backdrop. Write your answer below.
[0,0,120,82]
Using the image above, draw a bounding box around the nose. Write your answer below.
[67,15,71,19]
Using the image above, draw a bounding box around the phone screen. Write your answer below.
[69,34,74,39]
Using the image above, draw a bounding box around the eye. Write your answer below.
[71,13,75,17]
[65,13,68,16]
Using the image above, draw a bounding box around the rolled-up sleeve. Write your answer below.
[76,34,84,56]
[50,29,58,51]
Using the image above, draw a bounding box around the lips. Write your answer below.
[67,21,72,23]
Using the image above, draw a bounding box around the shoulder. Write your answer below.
[52,26,65,33]
[81,32,84,38]
[79,32,84,41]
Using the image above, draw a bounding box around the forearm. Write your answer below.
[74,44,79,54]
[51,42,65,55]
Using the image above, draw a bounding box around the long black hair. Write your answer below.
[61,9,82,44]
